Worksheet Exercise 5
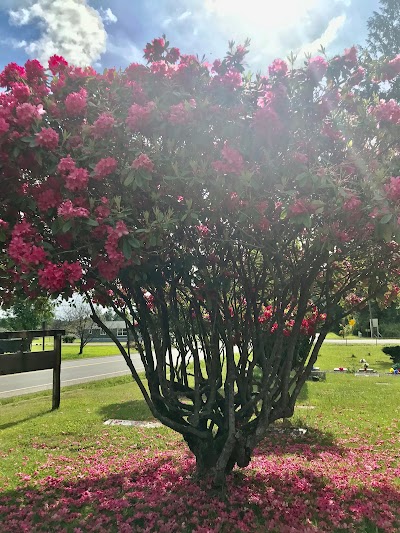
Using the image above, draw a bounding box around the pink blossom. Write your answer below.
[343,46,358,66]
[35,127,59,150]
[38,261,82,291]
[36,188,61,212]
[167,100,196,125]
[57,200,90,219]
[253,106,282,138]
[385,176,400,202]
[97,258,120,280]
[11,82,30,102]
[343,196,362,212]
[213,70,242,89]
[382,54,400,81]
[0,118,9,135]
[212,144,244,175]
[307,56,329,82]
[196,224,210,237]
[57,155,76,175]
[292,152,308,165]
[94,157,118,179]
[48,54,68,75]
[0,62,25,87]
[65,167,89,191]
[268,58,288,76]
[24,59,45,81]
[370,99,400,124]
[65,88,87,117]
[15,103,41,127]
[131,153,155,173]
[91,112,116,139]
[289,198,313,216]
[126,102,155,131]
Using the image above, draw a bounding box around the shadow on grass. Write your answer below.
[0,408,52,431]
[98,399,153,421]
[0,443,399,532]
[256,423,345,460]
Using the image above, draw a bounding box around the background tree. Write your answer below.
[364,0,400,100]
[0,39,399,485]
[366,0,400,57]
[1,295,54,332]
[58,299,95,355]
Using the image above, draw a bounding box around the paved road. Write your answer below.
[1,338,399,399]
[323,338,400,345]
[0,354,139,399]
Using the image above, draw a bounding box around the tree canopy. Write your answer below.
[366,0,400,58]
[0,38,399,483]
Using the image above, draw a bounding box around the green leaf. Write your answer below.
[86,218,99,227]
[124,171,136,187]
[122,239,132,259]
[127,236,141,248]
[379,213,392,224]
[62,220,73,233]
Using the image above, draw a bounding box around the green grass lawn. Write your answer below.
[30,340,125,360]
[315,343,395,373]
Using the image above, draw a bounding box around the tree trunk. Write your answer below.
[184,433,252,486]
[79,338,84,355]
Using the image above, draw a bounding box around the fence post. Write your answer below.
[52,333,62,410]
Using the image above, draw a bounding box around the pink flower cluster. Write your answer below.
[8,221,47,267]
[212,144,244,175]
[35,127,59,150]
[131,153,154,173]
[57,200,90,220]
[0,117,9,135]
[91,112,116,139]
[94,157,118,179]
[15,103,43,128]
[57,156,89,191]
[382,54,400,81]
[385,176,400,202]
[38,261,82,292]
[48,54,68,75]
[0,62,26,87]
[307,56,329,82]
[11,82,30,102]
[167,100,196,125]
[268,58,288,77]
[370,99,400,124]
[65,88,87,117]
[125,102,155,131]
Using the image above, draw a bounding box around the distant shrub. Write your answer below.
[382,346,400,365]
[63,335,76,344]
[379,322,400,338]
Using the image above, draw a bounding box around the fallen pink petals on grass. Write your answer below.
[0,430,399,532]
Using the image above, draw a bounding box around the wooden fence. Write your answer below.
[0,329,65,409]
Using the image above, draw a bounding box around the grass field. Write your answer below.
[31,340,124,360]
[0,340,399,532]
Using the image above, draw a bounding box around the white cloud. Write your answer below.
[177,10,191,21]
[8,0,116,66]
[297,14,347,59]
[99,7,117,24]
[0,37,27,49]
[162,17,172,28]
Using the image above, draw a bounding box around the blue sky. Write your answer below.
[0,0,380,72]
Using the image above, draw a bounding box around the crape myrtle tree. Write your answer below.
[0,38,400,484]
